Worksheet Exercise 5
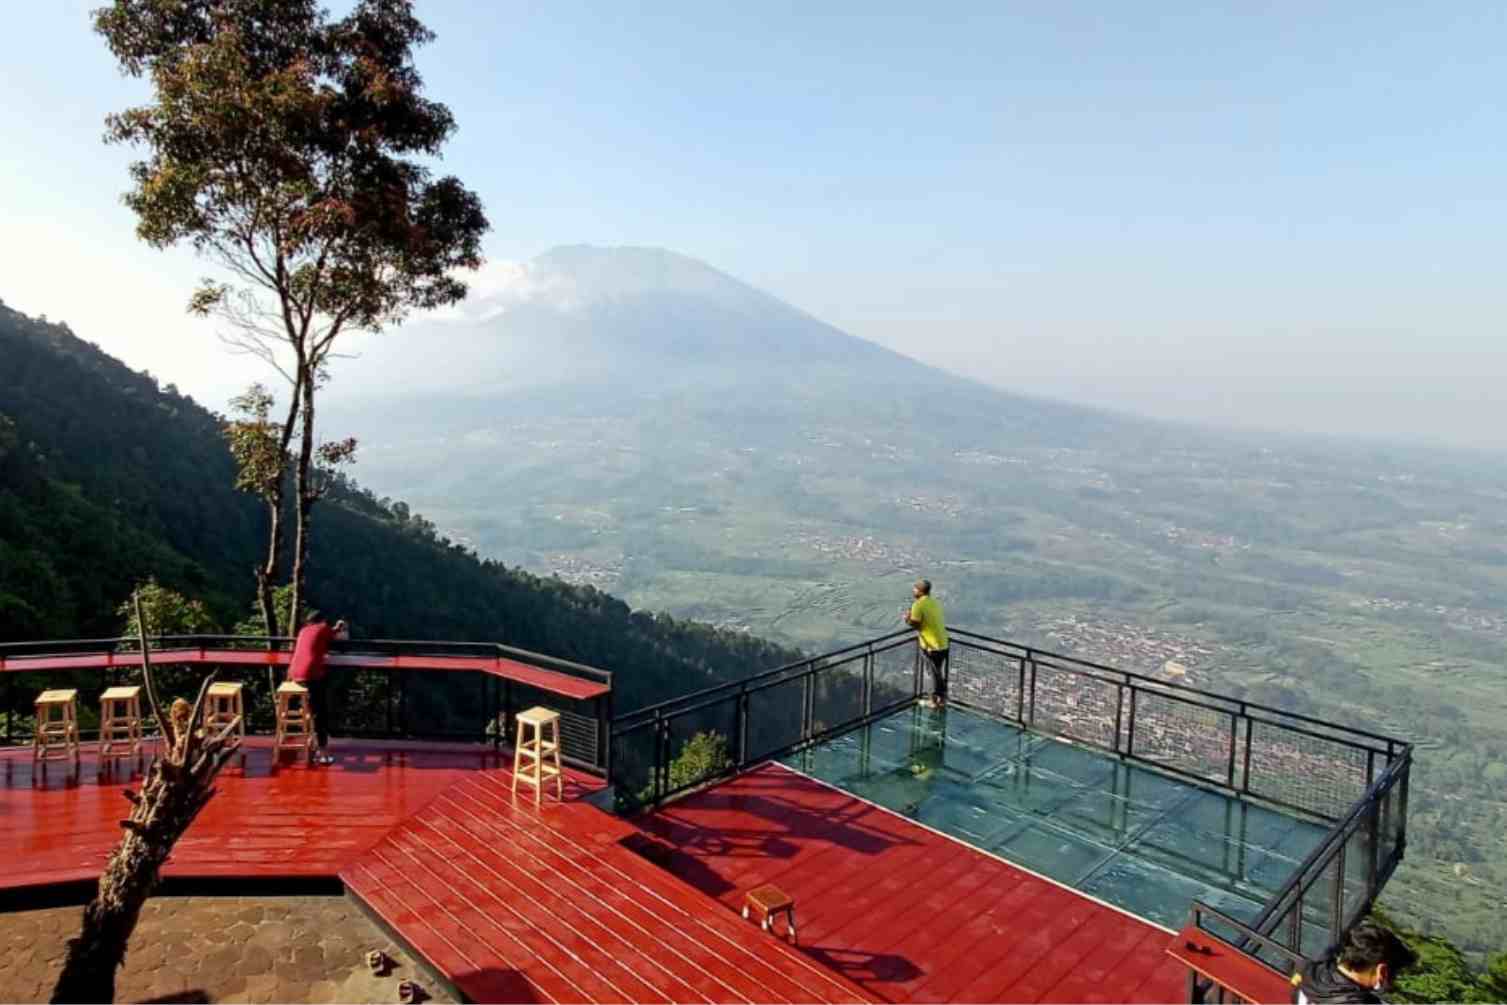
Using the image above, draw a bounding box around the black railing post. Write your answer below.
[1113,682,1125,754]
[385,670,394,737]
[504,679,515,750]
[1288,896,1303,952]
[5,672,12,746]
[1015,656,1025,723]
[1331,842,1347,943]
[1365,796,1381,902]
[1126,687,1138,756]
[737,687,750,766]
[862,647,873,719]
[1241,717,1254,795]
[1226,711,1238,789]
[1397,759,1411,856]
[802,671,814,743]
[1026,652,1038,726]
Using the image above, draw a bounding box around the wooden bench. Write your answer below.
[1166,922,1298,1004]
[743,884,797,943]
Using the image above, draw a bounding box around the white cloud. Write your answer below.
[427,258,578,323]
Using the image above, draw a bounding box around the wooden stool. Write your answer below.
[274,681,314,759]
[33,689,80,763]
[743,884,796,943]
[511,706,563,806]
[98,686,144,760]
[204,682,245,746]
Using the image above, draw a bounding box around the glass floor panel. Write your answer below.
[782,704,1331,932]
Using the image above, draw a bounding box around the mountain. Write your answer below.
[0,299,799,712]
[323,245,1507,958]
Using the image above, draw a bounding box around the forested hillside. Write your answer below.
[0,301,796,711]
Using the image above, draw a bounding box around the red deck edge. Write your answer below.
[1166,922,1296,1004]
[0,649,607,700]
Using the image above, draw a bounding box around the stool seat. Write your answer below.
[34,689,80,764]
[274,680,314,759]
[743,884,797,943]
[98,685,144,761]
[203,680,245,747]
[512,706,563,806]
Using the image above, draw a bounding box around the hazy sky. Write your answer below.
[3,3,1504,450]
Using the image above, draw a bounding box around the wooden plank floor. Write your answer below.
[340,769,872,1004]
[0,737,597,889]
[632,762,1186,1004]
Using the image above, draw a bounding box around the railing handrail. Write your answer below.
[613,629,912,724]
[0,634,612,686]
[951,628,1407,751]
[1246,747,1411,942]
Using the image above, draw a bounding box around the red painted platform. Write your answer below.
[0,648,609,700]
[343,770,871,1004]
[0,738,598,890]
[633,763,1186,1004]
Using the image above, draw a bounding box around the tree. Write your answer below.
[53,592,242,1003]
[223,383,295,637]
[94,0,489,632]
[115,578,219,637]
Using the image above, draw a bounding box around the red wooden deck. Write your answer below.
[0,648,609,700]
[0,741,871,1004]
[632,762,1187,1004]
[0,737,590,890]
[343,769,870,1003]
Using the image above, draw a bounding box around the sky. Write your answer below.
[2,2,1504,451]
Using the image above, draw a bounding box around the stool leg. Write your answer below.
[512,723,525,796]
[551,719,563,800]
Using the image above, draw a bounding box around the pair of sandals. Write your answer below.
[312,751,335,765]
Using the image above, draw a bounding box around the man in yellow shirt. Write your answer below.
[904,578,949,707]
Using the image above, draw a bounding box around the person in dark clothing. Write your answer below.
[288,614,347,765]
[1297,921,1417,1004]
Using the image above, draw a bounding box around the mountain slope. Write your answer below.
[322,246,1507,958]
[0,300,798,710]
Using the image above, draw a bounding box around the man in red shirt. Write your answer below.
[288,614,347,765]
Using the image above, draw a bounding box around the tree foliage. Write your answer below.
[93,0,488,632]
[115,579,219,637]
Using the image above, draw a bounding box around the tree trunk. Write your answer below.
[288,375,316,633]
[52,598,241,1003]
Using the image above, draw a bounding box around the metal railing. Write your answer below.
[609,623,1411,1002]
[608,630,919,810]
[946,629,1405,822]
[0,635,614,775]
[1183,747,1412,1002]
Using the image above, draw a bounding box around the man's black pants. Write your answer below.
[924,647,949,700]
[307,677,330,748]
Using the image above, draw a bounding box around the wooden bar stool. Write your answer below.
[743,884,797,943]
[274,681,314,759]
[98,685,143,760]
[204,681,245,747]
[33,689,80,763]
[511,706,563,806]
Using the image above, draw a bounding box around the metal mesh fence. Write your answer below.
[1245,719,1372,819]
[948,642,1022,720]
[1031,659,1119,750]
[1129,689,1232,786]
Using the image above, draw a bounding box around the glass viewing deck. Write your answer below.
[785,704,1331,935]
